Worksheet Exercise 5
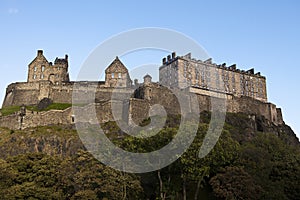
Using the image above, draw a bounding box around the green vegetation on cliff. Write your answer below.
[0,103,73,116]
[0,112,299,199]
[0,105,21,116]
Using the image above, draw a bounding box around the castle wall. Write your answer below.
[0,114,20,130]
[2,81,135,108]
[2,82,41,107]
[129,98,150,125]
[141,85,283,126]
[22,108,73,129]
[0,86,284,130]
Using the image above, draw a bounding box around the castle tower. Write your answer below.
[105,57,132,88]
[27,50,69,84]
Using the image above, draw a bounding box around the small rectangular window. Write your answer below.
[41,65,45,72]
[33,74,37,79]
[111,73,114,78]
[34,66,37,72]
[41,74,44,79]
[118,73,122,78]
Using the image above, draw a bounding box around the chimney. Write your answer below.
[37,50,43,56]
[65,54,68,60]
[172,52,176,59]
[134,79,139,86]
[143,74,152,85]
[167,55,171,62]
[162,57,167,65]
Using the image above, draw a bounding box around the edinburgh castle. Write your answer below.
[0,50,284,129]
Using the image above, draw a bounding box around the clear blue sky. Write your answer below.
[0,0,299,138]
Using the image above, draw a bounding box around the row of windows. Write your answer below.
[33,74,44,80]
[34,65,46,72]
[33,65,62,72]
[32,74,60,80]
[111,73,122,78]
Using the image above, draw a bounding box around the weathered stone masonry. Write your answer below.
[0,50,284,130]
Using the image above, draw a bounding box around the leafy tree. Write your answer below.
[71,150,143,200]
[3,153,66,199]
[210,166,262,200]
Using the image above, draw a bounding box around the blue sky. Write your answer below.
[0,0,299,138]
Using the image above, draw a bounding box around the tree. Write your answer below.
[210,166,262,200]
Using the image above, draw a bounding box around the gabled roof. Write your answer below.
[105,57,128,73]
[28,52,49,66]
[144,74,152,79]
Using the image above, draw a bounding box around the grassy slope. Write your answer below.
[0,103,72,116]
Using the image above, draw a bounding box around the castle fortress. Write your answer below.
[0,50,283,129]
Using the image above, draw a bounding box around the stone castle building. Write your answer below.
[159,52,267,102]
[0,50,284,130]
[105,56,132,88]
[28,50,69,84]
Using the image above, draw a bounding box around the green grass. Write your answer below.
[0,105,21,116]
[26,103,72,111]
[39,103,72,111]
[0,103,73,116]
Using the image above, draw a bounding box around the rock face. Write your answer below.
[224,112,299,146]
[0,125,85,159]
[0,113,298,160]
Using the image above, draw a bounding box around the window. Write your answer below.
[33,74,37,79]
[41,74,44,79]
[111,73,114,78]
[34,66,37,72]
[118,73,122,78]
[41,65,45,72]
[58,66,60,70]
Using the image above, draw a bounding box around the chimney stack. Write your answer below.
[172,52,176,59]
[37,50,43,56]
[167,55,171,62]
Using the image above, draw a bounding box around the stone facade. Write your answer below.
[159,53,267,102]
[0,50,285,130]
[28,50,69,84]
[105,57,132,88]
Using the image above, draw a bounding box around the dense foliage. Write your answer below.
[0,112,299,199]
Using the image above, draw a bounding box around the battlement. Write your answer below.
[54,55,68,65]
